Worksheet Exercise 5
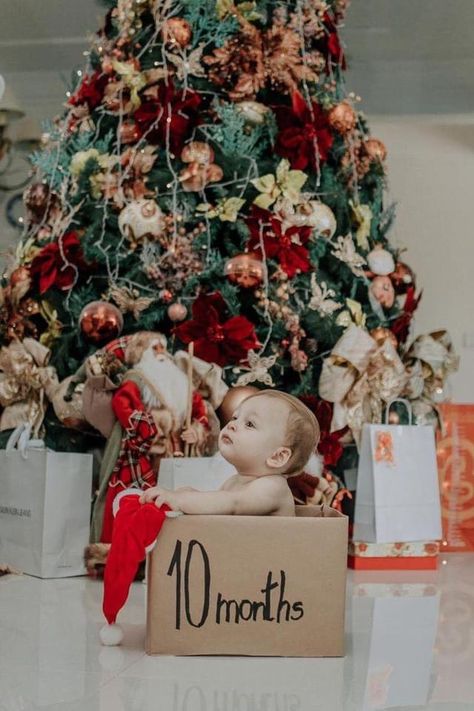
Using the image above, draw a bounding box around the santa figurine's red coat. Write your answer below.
[90,335,221,543]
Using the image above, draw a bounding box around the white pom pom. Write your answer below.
[367,247,395,276]
[99,623,123,646]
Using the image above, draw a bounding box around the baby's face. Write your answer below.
[218,395,291,476]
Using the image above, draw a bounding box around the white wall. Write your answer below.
[372,116,474,402]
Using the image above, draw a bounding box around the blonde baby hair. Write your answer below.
[244,389,320,477]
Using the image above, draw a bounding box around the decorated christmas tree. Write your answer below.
[0,0,458,480]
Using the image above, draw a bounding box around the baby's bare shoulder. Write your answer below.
[249,475,288,493]
[219,474,240,491]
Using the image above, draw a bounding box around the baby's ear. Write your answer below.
[266,446,292,470]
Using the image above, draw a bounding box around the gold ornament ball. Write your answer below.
[218,385,260,426]
[80,301,124,344]
[224,252,265,288]
[364,138,387,162]
[370,327,398,349]
[167,302,187,322]
[162,17,193,48]
[327,101,357,134]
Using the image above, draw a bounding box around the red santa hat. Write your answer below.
[99,489,173,646]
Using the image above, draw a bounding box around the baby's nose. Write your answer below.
[227,420,236,431]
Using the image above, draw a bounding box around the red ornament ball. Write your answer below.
[79,301,123,344]
[390,262,415,294]
[167,302,187,322]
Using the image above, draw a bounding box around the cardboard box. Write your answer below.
[146,504,348,657]
[437,403,474,551]
[348,540,439,570]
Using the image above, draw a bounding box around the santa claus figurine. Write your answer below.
[89,332,226,546]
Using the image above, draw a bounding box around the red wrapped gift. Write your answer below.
[437,403,474,552]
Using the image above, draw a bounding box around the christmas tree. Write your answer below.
[0,0,457,473]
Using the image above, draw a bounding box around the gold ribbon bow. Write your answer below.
[319,325,408,446]
[402,330,459,428]
[0,338,59,437]
[404,330,459,400]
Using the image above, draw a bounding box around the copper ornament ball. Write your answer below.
[159,289,173,304]
[224,253,265,288]
[327,101,356,134]
[167,302,187,322]
[218,385,260,426]
[370,275,395,309]
[79,301,124,344]
[181,141,214,165]
[23,183,53,222]
[364,138,387,162]
[9,266,31,288]
[162,17,192,48]
[119,121,140,144]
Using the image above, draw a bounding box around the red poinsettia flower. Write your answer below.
[391,286,422,344]
[316,13,347,71]
[30,231,89,294]
[274,91,334,170]
[246,206,311,278]
[68,71,109,111]
[173,292,259,367]
[299,396,348,467]
[134,81,201,155]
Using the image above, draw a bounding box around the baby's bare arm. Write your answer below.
[140,477,288,515]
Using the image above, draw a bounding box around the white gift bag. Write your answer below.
[0,424,93,578]
[353,399,442,543]
[158,453,235,492]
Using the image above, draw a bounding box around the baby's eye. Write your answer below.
[246,420,255,428]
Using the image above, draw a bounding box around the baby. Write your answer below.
[140,389,320,516]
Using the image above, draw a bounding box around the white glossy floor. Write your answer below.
[1,554,473,711]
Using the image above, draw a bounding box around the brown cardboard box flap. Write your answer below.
[146,505,348,657]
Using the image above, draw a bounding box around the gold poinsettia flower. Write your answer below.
[196,197,246,222]
[251,159,307,209]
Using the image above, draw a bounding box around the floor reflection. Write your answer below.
[349,579,440,710]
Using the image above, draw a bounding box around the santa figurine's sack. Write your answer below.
[353,399,442,544]
[0,424,93,578]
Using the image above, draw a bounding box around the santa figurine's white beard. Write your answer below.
[135,346,189,426]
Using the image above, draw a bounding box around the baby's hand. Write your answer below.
[140,485,181,511]
[139,486,161,504]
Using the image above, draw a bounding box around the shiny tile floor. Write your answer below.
[1,554,474,711]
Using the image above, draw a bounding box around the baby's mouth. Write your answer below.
[221,433,233,445]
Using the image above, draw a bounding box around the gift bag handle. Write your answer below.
[6,423,44,459]
[384,398,413,426]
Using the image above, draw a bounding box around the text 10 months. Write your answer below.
[167,539,304,630]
